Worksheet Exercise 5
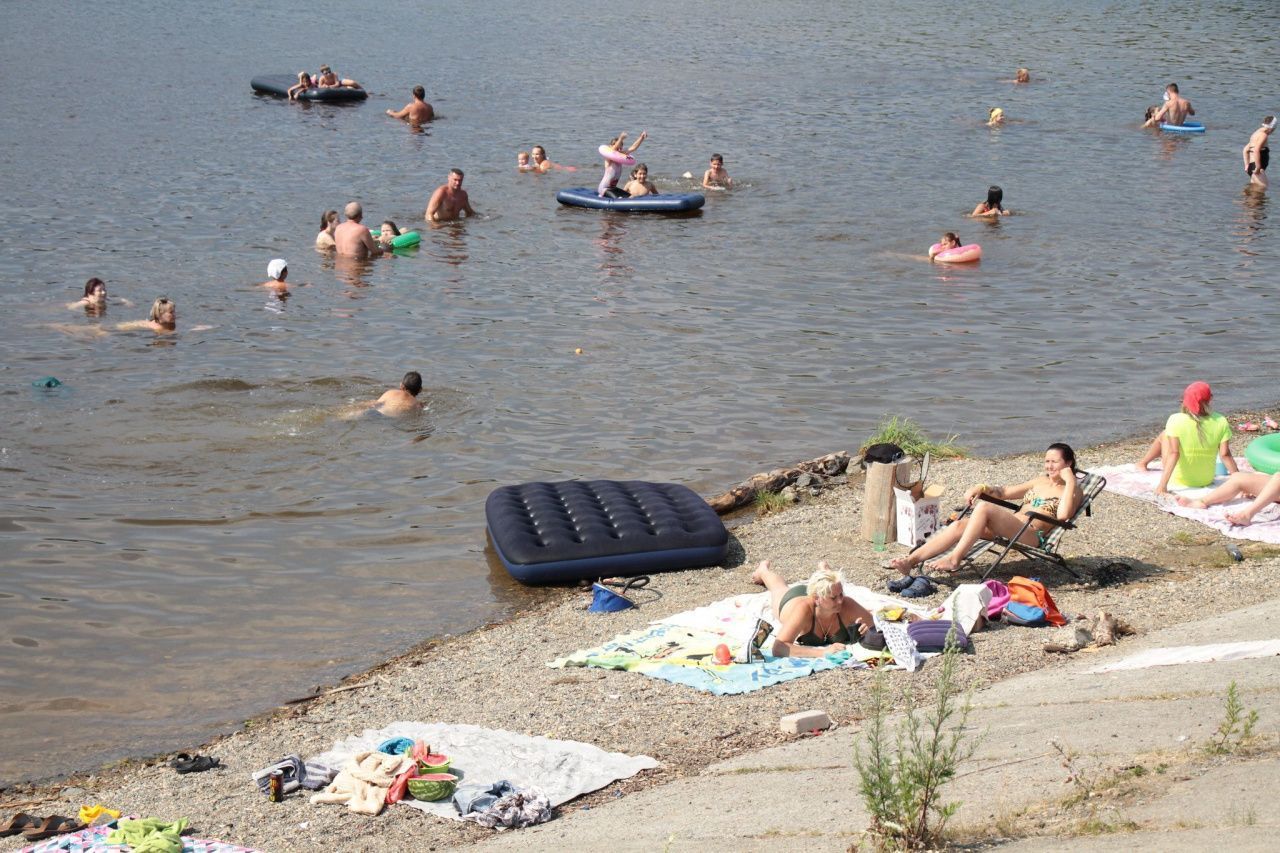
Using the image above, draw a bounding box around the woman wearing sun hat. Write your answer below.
[1136,381,1236,495]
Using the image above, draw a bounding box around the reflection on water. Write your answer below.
[1,0,1279,784]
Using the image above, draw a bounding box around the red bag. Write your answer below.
[1006,576,1066,626]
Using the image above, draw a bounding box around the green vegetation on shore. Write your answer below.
[862,416,967,460]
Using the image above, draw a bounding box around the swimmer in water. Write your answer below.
[987,107,1005,126]
[971,185,1009,216]
[358,371,424,417]
[316,209,339,250]
[598,131,647,198]
[1014,67,1030,84]
[262,258,289,292]
[376,220,401,247]
[386,85,434,123]
[702,153,732,189]
[1143,83,1194,128]
[426,169,477,222]
[335,201,383,258]
[623,163,659,197]
[517,151,535,172]
[117,297,178,333]
[928,232,961,260]
[287,71,314,100]
[66,277,109,312]
[531,145,576,173]
[1243,115,1275,191]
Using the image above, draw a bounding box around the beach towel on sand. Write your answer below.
[1094,461,1280,543]
[550,587,930,694]
[307,722,658,822]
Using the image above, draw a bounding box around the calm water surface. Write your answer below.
[2,0,1278,782]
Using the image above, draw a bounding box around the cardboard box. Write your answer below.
[894,483,945,547]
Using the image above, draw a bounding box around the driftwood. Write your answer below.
[705,451,852,514]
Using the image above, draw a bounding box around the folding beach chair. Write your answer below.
[957,470,1107,581]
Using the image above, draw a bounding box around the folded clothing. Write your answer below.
[310,751,412,815]
[251,754,336,794]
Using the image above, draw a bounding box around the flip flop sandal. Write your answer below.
[170,752,221,773]
[0,813,40,837]
[22,815,83,841]
[1266,417,1279,430]
[1237,422,1259,432]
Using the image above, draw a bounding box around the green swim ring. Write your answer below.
[1245,433,1280,475]
[369,229,421,249]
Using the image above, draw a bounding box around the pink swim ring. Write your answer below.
[930,242,982,263]
[599,144,637,167]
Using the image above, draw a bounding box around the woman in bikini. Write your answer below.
[971,185,1009,217]
[890,443,1082,576]
[750,560,872,658]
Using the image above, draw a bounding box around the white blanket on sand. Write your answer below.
[308,722,659,821]
[1087,640,1280,673]
[1093,461,1280,543]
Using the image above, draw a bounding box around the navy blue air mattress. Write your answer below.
[486,480,729,585]
[251,75,368,102]
[556,188,705,213]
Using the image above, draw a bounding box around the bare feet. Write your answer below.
[923,557,961,574]
[1224,510,1255,527]
[750,560,770,585]
[888,555,915,575]
[1174,496,1207,509]
[1134,461,1150,471]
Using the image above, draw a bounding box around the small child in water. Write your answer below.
[702,153,732,189]
[376,221,401,247]
[929,232,961,260]
[517,151,535,172]
[287,72,314,100]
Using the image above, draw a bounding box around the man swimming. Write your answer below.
[426,169,476,222]
[1143,83,1194,127]
[386,86,434,123]
[1243,115,1275,190]
[334,202,383,258]
[364,371,424,416]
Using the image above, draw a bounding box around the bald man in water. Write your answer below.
[334,202,382,258]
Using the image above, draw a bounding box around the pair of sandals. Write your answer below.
[0,813,85,841]
[170,752,221,774]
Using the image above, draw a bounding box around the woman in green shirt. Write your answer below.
[1136,381,1236,495]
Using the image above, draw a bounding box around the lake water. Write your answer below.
[2,0,1277,783]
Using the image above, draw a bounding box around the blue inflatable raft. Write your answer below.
[556,187,705,213]
[1160,120,1204,134]
[250,75,367,102]
[486,480,728,585]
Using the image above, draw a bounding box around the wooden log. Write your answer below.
[705,451,851,514]
[861,458,914,543]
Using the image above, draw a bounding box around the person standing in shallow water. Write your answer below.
[334,202,382,258]
[386,86,433,124]
[1143,83,1194,127]
[426,169,476,222]
[1243,116,1275,191]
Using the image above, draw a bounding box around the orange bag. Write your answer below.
[1006,576,1066,626]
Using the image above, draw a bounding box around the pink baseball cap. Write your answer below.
[1182,381,1212,416]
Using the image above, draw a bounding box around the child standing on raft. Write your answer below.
[598,131,646,198]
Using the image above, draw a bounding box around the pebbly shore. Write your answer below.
[2,418,1278,852]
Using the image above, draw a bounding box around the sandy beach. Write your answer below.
[3,420,1279,851]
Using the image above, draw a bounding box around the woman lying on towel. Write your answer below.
[1176,470,1280,527]
[889,442,1083,576]
[751,560,873,657]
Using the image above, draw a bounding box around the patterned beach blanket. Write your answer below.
[18,823,257,853]
[550,587,927,694]
[1093,461,1280,543]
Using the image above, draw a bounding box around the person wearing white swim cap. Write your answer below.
[1243,115,1276,191]
[262,259,288,293]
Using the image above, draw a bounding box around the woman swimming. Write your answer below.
[66,278,109,313]
[928,232,961,260]
[316,210,339,249]
[531,145,575,173]
[598,131,647,198]
[117,297,178,333]
[987,107,1005,126]
[376,220,401,247]
[971,186,1009,216]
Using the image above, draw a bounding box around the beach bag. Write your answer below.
[1001,602,1047,626]
[907,620,970,653]
[1007,576,1066,626]
[983,579,1010,618]
[863,443,905,467]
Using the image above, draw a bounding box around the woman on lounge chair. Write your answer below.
[1176,470,1280,527]
[750,560,873,657]
[890,443,1082,576]
[1135,381,1235,496]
